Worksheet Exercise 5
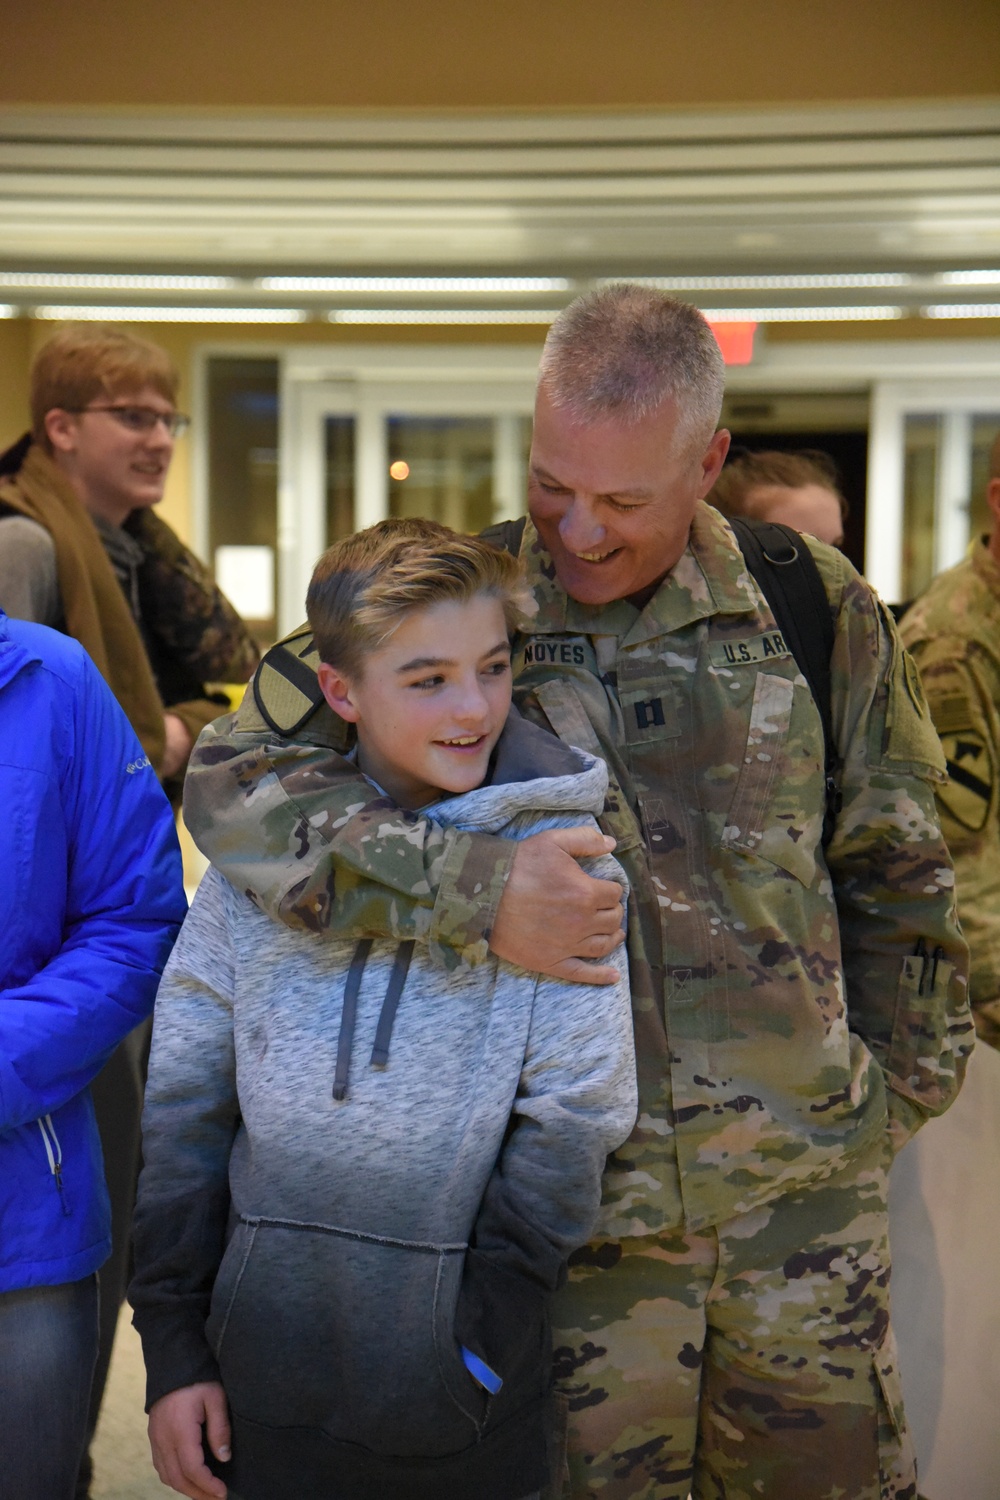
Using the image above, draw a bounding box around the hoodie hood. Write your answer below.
[428,707,607,834]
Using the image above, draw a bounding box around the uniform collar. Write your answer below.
[519,502,759,643]
[969,533,1000,598]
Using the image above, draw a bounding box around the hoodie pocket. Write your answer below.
[452,1248,552,1428]
[205,1216,486,1458]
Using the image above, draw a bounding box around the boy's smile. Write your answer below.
[317,595,513,810]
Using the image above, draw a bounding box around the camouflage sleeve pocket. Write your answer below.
[871,1324,917,1490]
[885,948,959,1114]
[867,610,947,782]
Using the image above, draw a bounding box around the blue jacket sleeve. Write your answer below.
[0,650,186,1131]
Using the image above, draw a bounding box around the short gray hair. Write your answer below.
[539,284,725,449]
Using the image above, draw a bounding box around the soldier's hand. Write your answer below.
[490,826,626,984]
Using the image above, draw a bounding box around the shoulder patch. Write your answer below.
[252,626,324,735]
[939,728,993,831]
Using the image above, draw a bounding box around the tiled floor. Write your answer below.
[90,1307,162,1500]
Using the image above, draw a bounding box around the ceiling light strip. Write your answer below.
[700,305,904,322]
[613,273,912,291]
[921,303,1000,318]
[31,305,308,323]
[936,271,1000,286]
[268,276,570,294]
[328,308,560,324]
[0,272,237,290]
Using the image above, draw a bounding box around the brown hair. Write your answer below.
[307,517,528,677]
[31,324,179,448]
[709,449,848,522]
[538,284,725,451]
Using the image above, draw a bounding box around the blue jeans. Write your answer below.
[0,1276,99,1500]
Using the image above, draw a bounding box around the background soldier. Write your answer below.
[899,431,1000,1047]
[184,286,970,1500]
[708,446,847,547]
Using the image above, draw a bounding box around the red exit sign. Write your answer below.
[708,321,756,365]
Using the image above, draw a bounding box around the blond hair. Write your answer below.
[31,325,179,448]
[307,518,527,677]
[539,284,725,451]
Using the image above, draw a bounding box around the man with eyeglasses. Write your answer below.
[0,322,258,782]
[0,321,259,1500]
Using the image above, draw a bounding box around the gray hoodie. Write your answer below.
[130,710,636,1500]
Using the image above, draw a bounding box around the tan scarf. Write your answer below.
[0,442,166,769]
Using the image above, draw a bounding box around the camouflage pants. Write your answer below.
[547,1137,915,1500]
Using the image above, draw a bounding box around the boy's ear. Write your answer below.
[317,661,361,723]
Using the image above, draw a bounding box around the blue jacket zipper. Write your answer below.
[37,1115,71,1216]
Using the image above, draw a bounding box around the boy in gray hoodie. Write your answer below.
[129,519,637,1500]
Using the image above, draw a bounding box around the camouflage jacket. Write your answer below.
[901,536,1000,1045]
[185,503,971,1234]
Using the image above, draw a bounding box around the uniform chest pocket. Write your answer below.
[720,672,824,886]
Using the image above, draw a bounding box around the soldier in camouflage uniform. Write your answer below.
[900,431,1000,1049]
[185,287,971,1500]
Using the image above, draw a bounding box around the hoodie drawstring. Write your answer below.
[333,940,373,1102]
[370,941,415,1069]
[333,939,415,1101]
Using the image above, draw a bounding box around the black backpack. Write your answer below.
[481,514,840,842]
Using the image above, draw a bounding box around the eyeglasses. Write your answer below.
[65,404,191,438]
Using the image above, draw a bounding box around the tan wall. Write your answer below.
[0,321,33,451]
[7,0,998,110]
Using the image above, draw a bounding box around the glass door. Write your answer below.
[867,383,1000,606]
[280,373,534,635]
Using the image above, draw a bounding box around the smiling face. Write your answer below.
[317,594,513,810]
[528,385,730,606]
[43,384,178,526]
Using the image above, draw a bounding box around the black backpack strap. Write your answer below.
[728,516,841,843]
[479,516,527,556]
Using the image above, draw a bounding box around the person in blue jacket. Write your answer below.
[0,606,186,1500]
